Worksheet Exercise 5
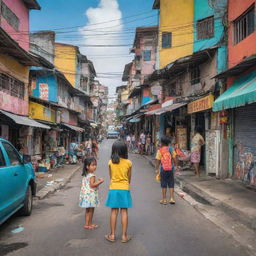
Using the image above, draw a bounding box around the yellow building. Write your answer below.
[54,43,78,88]
[153,0,194,68]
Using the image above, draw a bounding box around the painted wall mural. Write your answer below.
[235,143,256,186]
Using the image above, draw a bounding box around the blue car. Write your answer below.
[0,138,37,225]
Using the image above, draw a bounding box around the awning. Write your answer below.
[149,102,187,115]
[0,110,50,129]
[213,70,256,112]
[61,123,84,132]
[145,107,162,116]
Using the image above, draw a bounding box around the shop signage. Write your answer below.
[151,85,162,96]
[39,83,49,100]
[187,94,214,114]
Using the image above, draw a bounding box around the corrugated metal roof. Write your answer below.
[61,123,84,132]
[0,110,50,129]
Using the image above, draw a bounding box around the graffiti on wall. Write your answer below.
[235,143,256,186]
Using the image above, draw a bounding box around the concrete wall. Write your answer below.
[0,54,29,115]
[228,0,256,68]
[30,32,55,64]
[158,0,194,68]
[1,0,29,51]
[54,43,77,88]
[32,74,58,103]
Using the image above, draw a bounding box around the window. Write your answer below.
[143,50,151,61]
[0,148,6,167]
[191,67,200,85]
[0,73,25,99]
[1,2,20,31]
[162,32,172,48]
[197,16,214,40]
[233,5,255,44]
[2,142,21,166]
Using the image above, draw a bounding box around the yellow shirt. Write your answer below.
[109,158,132,190]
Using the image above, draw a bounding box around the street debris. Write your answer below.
[11,226,24,234]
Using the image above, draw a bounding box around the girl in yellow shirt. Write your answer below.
[105,140,132,243]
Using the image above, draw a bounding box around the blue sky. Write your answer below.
[30,0,158,95]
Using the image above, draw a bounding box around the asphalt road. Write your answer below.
[0,139,249,256]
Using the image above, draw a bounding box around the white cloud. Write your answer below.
[79,0,132,96]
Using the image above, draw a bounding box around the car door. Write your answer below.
[0,142,19,221]
[2,142,27,207]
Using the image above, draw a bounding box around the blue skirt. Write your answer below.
[105,190,132,208]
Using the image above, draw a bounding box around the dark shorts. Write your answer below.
[160,170,174,188]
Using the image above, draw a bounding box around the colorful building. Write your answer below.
[153,0,194,68]
[213,0,256,186]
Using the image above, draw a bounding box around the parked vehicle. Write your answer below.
[0,138,37,225]
[107,130,119,139]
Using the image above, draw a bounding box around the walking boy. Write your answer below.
[155,136,177,205]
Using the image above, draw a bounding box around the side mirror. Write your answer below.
[23,154,31,164]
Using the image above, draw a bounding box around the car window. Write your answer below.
[2,142,21,166]
[0,147,6,167]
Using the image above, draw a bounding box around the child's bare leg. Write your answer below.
[85,208,90,226]
[89,208,95,226]
[121,208,128,240]
[109,208,119,239]
[169,188,174,200]
[162,188,167,200]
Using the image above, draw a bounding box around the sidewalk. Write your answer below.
[144,154,256,231]
[35,164,82,200]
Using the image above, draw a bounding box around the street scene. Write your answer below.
[0,0,256,255]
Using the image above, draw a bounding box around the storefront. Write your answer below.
[188,94,216,173]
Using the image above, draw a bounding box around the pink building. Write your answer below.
[0,0,40,51]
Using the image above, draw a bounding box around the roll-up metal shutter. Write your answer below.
[234,103,256,185]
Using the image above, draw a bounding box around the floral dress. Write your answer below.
[79,173,99,208]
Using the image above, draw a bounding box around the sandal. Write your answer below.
[105,234,115,243]
[160,199,167,205]
[91,224,98,229]
[84,225,94,230]
[121,236,132,243]
[169,199,176,204]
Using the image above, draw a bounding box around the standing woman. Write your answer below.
[191,126,205,177]
[92,137,99,159]
[105,140,132,243]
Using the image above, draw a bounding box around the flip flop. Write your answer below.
[91,224,98,229]
[105,234,115,243]
[169,199,176,204]
[160,199,167,205]
[121,236,132,243]
[84,225,94,230]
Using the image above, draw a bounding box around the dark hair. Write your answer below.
[195,126,203,134]
[111,140,128,164]
[82,157,97,176]
[160,136,171,146]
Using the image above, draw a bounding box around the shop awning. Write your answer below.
[0,110,50,129]
[128,113,143,123]
[155,103,187,115]
[145,107,161,116]
[61,123,84,132]
[213,70,256,112]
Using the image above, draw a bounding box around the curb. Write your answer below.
[143,154,256,231]
[35,165,81,200]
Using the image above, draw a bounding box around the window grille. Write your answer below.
[197,16,214,40]
[162,32,172,48]
[1,2,20,31]
[0,73,25,99]
[233,5,255,44]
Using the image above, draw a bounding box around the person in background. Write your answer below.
[126,134,131,152]
[139,130,146,155]
[92,137,99,159]
[131,134,136,151]
[145,133,152,155]
[191,126,205,177]
[155,136,177,205]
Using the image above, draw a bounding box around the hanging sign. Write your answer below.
[187,94,214,114]
[39,83,49,100]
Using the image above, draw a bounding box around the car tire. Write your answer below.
[20,185,33,216]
